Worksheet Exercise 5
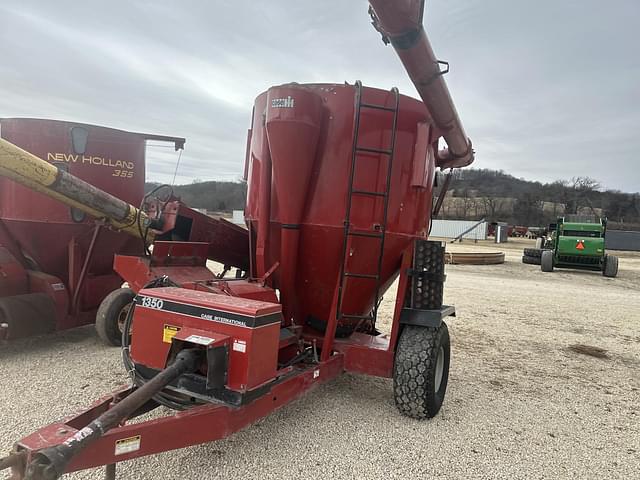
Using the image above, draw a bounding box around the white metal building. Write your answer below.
[231,210,245,225]
[429,219,488,240]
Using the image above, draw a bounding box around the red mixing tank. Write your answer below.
[245,82,439,335]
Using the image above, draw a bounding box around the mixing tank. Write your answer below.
[246,83,437,334]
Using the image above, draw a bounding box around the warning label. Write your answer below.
[185,334,215,346]
[163,325,181,344]
[115,435,141,455]
[233,339,247,353]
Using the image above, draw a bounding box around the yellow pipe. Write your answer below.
[0,138,154,240]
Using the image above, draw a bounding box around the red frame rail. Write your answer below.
[10,355,343,477]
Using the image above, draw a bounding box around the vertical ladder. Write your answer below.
[336,81,400,327]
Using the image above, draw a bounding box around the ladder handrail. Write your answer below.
[336,81,400,328]
[372,86,400,322]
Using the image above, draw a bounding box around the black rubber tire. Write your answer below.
[522,255,541,265]
[541,250,554,272]
[393,323,450,419]
[0,293,56,339]
[603,254,619,278]
[523,248,543,258]
[95,288,135,346]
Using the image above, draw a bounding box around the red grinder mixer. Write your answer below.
[0,1,474,478]
[0,118,184,339]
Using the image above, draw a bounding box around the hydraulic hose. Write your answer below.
[121,277,203,411]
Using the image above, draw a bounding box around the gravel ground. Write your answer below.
[1,238,639,479]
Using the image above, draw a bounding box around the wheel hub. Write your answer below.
[434,346,445,392]
[117,304,132,334]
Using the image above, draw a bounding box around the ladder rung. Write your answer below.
[360,103,396,112]
[356,146,393,155]
[352,190,387,198]
[340,314,374,320]
[348,231,384,238]
[344,272,379,279]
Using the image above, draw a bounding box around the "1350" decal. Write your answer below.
[141,297,164,309]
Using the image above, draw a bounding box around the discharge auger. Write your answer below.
[0,138,154,238]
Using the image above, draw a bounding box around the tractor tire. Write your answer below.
[523,248,543,258]
[535,237,543,249]
[603,254,619,278]
[393,323,450,419]
[0,293,57,339]
[95,288,135,346]
[522,255,541,265]
[541,250,554,272]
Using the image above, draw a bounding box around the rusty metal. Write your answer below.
[444,251,505,265]
[368,0,473,169]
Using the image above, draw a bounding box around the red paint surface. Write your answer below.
[0,247,27,296]
[131,287,281,391]
[0,118,145,282]
[0,119,149,328]
[245,84,435,332]
[16,354,344,473]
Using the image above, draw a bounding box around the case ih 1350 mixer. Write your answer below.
[0,1,474,478]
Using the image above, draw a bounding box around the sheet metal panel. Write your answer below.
[430,220,487,240]
[606,230,640,251]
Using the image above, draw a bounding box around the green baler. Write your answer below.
[540,216,618,277]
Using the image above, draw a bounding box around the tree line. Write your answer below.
[146,168,640,230]
[145,180,247,213]
[435,169,640,229]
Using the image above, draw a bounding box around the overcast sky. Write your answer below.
[1,1,638,192]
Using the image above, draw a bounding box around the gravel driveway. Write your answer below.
[1,238,638,479]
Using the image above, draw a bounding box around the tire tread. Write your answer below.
[393,324,450,419]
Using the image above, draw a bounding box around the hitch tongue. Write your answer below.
[14,349,202,480]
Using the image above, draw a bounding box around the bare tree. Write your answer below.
[571,176,601,192]
[455,189,478,219]
[481,196,506,220]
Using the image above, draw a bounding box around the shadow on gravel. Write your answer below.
[0,325,100,360]
[568,343,610,359]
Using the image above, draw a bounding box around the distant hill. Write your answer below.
[146,169,640,229]
[436,169,640,228]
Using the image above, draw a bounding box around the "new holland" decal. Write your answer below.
[134,296,281,328]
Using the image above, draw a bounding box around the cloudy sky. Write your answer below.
[1,1,638,192]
